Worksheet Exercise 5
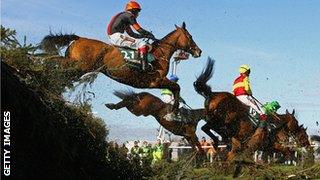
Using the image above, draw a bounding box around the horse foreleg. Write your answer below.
[227,137,242,161]
[246,127,268,152]
[186,135,205,156]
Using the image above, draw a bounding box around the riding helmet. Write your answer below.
[239,64,250,74]
[125,1,141,11]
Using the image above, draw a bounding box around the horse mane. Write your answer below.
[113,90,137,100]
[193,57,215,99]
[276,110,307,132]
[152,27,181,47]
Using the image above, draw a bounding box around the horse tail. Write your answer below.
[113,90,137,100]
[40,33,80,54]
[193,57,215,99]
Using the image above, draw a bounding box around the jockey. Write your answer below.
[161,74,188,121]
[233,64,267,121]
[161,74,187,106]
[262,101,281,115]
[161,74,179,105]
[107,1,155,71]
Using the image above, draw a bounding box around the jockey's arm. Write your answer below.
[243,76,252,95]
[128,16,154,39]
[136,28,155,39]
[126,27,143,39]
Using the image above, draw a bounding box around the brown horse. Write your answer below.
[193,57,268,161]
[104,90,206,153]
[261,110,311,162]
[40,22,201,110]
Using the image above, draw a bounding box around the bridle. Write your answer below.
[284,115,309,147]
[155,29,194,59]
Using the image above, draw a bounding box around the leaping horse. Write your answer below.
[261,110,311,163]
[105,91,206,153]
[40,22,202,111]
[194,57,268,161]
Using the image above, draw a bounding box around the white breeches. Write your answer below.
[109,32,146,50]
[236,95,264,115]
[161,94,174,105]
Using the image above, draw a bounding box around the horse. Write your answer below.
[40,22,202,111]
[193,57,268,161]
[104,90,206,153]
[260,110,311,163]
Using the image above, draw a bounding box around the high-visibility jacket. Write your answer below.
[141,146,152,158]
[233,74,252,96]
[152,144,164,162]
[130,146,142,158]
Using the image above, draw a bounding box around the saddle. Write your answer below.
[116,46,155,70]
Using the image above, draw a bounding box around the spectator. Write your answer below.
[207,139,217,162]
[152,139,164,164]
[119,143,129,158]
[130,140,142,163]
[200,137,210,153]
[140,141,153,166]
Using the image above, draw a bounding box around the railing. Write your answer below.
[168,144,319,165]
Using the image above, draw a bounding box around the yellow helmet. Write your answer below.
[239,64,250,73]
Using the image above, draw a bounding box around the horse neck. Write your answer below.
[284,115,299,132]
[189,109,206,124]
[279,115,311,147]
[153,30,180,73]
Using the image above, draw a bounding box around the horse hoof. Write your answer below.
[105,103,114,109]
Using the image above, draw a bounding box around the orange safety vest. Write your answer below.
[233,74,252,96]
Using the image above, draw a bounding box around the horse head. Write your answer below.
[173,22,202,58]
[284,109,310,147]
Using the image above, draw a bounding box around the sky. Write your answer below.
[2,0,320,142]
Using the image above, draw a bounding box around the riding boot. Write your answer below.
[140,54,147,71]
[138,46,148,71]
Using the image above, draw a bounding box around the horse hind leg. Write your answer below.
[105,100,127,110]
[201,123,220,147]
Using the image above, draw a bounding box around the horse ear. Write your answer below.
[175,24,179,29]
[292,109,295,115]
[182,22,186,30]
[286,109,289,114]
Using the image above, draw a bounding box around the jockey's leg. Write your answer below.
[138,44,148,71]
[237,95,266,120]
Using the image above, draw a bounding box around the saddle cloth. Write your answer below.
[117,46,155,64]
